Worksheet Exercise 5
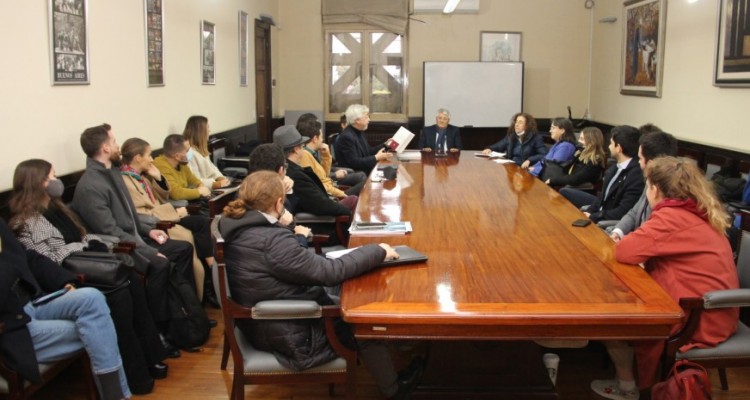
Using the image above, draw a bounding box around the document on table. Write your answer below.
[349,221,412,236]
[474,151,505,159]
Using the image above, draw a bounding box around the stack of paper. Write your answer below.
[349,221,412,236]
[387,127,416,154]
[474,151,505,158]
[397,150,422,161]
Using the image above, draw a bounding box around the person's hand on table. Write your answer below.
[449,148,460,153]
[375,148,393,162]
[482,148,492,155]
[521,160,531,169]
[198,185,211,197]
[379,243,399,260]
[212,177,231,189]
[422,147,432,152]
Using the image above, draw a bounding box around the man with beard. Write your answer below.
[152,134,211,201]
[72,124,195,354]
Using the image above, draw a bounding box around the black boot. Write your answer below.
[96,370,126,400]
[203,275,221,309]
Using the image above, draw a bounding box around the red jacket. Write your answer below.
[616,198,739,388]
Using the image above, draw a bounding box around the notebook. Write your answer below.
[325,245,427,267]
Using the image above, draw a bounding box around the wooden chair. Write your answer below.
[0,323,97,400]
[210,216,357,400]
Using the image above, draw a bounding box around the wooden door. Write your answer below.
[254,20,272,142]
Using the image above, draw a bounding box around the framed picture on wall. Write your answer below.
[48,0,89,85]
[145,0,164,86]
[620,0,666,97]
[201,20,215,85]
[480,31,522,62]
[714,0,750,87]
[239,11,248,86]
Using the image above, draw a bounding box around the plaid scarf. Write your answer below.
[119,164,156,204]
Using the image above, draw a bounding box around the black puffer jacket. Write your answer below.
[218,210,385,370]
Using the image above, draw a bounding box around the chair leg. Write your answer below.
[221,334,230,370]
[328,383,335,396]
[718,367,729,391]
[233,377,245,400]
[345,364,357,400]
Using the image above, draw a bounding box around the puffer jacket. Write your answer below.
[218,210,385,370]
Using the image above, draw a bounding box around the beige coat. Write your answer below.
[121,173,205,299]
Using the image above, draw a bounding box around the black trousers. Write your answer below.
[138,238,194,323]
[177,215,213,260]
[106,274,166,387]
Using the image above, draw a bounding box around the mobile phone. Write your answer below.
[357,222,386,227]
[572,219,592,227]
[32,287,70,307]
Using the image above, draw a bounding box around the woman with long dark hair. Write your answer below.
[9,159,169,395]
[528,117,576,177]
[182,115,230,188]
[544,126,607,187]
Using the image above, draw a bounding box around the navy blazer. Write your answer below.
[588,157,644,222]
[418,124,462,151]
[487,132,548,165]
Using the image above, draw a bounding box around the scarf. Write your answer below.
[119,164,156,204]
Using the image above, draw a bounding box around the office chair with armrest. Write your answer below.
[662,289,750,391]
[210,216,357,400]
[294,212,350,247]
[0,323,97,400]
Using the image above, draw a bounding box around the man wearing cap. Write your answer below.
[273,125,356,218]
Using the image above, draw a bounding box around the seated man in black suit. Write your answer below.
[418,108,462,153]
[335,104,393,175]
[560,125,643,223]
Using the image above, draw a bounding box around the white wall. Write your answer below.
[590,0,750,153]
[276,0,594,121]
[0,0,278,190]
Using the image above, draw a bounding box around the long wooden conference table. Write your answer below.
[340,151,683,398]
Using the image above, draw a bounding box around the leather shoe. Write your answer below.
[208,318,218,328]
[203,290,221,309]
[148,362,168,380]
[390,357,425,400]
[159,334,181,359]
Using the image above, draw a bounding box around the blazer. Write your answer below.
[588,158,644,222]
[334,125,386,174]
[286,162,350,217]
[487,132,548,165]
[418,124,462,151]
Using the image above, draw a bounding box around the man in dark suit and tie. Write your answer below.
[418,108,462,153]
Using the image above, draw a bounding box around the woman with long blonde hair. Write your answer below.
[182,115,230,189]
[545,126,607,187]
[591,156,738,399]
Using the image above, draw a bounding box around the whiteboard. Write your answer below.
[423,62,523,128]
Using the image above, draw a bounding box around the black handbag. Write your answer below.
[62,251,135,290]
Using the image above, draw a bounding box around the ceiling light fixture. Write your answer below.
[443,0,461,14]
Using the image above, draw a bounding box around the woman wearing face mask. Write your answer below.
[152,134,212,201]
[482,112,548,167]
[9,159,170,395]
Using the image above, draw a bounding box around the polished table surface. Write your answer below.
[341,152,683,341]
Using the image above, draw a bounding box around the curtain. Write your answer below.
[321,0,409,35]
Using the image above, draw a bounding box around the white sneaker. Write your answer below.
[590,379,640,400]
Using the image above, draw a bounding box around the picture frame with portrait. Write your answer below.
[201,20,215,85]
[480,31,521,62]
[714,0,750,87]
[620,0,666,97]
[48,0,89,85]
[144,0,164,86]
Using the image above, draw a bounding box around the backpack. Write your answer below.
[166,267,210,349]
[651,360,712,400]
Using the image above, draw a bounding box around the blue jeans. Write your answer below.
[24,287,130,398]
